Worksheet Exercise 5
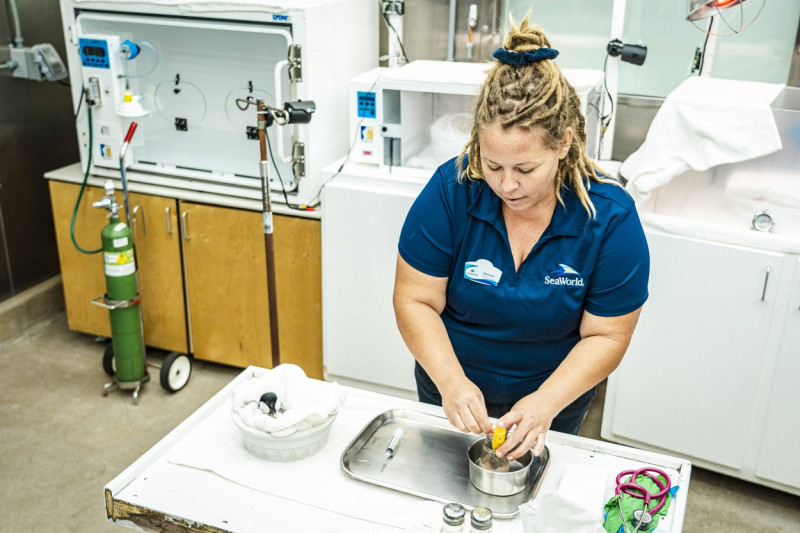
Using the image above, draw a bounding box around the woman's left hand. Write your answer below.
[493,393,555,460]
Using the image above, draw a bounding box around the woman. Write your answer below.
[392,16,649,462]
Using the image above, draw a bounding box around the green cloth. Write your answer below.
[602,474,672,533]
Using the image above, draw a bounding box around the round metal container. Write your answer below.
[467,438,532,496]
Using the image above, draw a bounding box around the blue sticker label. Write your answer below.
[272,14,289,21]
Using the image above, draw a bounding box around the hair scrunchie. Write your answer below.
[492,47,559,67]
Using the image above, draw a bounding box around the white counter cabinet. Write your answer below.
[321,168,426,398]
[754,256,800,489]
[602,229,800,496]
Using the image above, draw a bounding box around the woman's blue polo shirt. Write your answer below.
[398,157,650,403]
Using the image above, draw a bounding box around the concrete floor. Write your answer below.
[1,288,799,532]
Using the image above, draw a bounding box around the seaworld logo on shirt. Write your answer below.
[544,264,585,287]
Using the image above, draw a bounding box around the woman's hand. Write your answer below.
[439,377,493,435]
[493,393,556,460]
[394,255,493,435]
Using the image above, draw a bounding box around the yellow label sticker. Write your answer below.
[492,427,506,450]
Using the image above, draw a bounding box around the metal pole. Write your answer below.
[119,122,137,233]
[447,0,457,61]
[257,100,281,368]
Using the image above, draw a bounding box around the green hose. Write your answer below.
[70,106,102,254]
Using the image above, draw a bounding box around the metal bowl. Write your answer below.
[467,437,532,496]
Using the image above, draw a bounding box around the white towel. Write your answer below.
[518,463,608,533]
[724,169,800,209]
[621,76,784,203]
[231,364,345,437]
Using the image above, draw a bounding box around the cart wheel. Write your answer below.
[160,352,191,393]
[102,345,116,376]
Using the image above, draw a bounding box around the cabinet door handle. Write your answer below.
[132,205,147,237]
[165,206,173,235]
[761,265,771,301]
[181,211,191,241]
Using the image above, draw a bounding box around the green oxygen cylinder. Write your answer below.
[101,210,146,383]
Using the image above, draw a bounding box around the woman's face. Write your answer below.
[478,122,572,216]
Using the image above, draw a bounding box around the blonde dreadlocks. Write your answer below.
[458,14,614,218]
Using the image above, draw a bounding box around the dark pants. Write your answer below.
[414,362,595,436]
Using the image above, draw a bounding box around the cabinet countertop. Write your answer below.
[45,163,322,220]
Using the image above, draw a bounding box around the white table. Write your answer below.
[105,367,691,532]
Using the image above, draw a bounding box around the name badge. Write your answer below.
[464,259,502,286]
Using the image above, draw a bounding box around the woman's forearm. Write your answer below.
[533,308,642,418]
[534,334,627,417]
[393,255,493,434]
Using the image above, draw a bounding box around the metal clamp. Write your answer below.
[90,294,140,310]
[292,141,306,179]
[288,44,302,82]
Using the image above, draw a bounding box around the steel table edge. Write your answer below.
[103,367,262,524]
[103,366,693,532]
[104,489,230,533]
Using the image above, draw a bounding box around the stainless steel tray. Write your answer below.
[340,409,550,518]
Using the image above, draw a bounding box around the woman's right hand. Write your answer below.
[439,377,493,435]
[394,255,491,434]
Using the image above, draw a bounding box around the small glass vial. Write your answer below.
[469,507,493,532]
[477,438,509,472]
[440,502,466,532]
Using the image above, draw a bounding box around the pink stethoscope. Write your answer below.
[615,467,672,532]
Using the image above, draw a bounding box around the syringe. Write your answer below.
[380,428,404,472]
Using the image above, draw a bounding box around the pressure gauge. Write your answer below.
[752,210,774,232]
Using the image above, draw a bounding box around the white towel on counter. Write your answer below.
[725,169,800,209]
[518,463,608,533]
[231,363,345,437]
[620,76,784,203]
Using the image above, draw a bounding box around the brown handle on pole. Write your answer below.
[257,100,281,368]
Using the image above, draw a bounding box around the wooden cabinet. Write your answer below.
[49,181,322,379]
[128,192,187,353]
[178,201,321,376]
[179,202,269,369]
[50,182,187,352]
[50,180,113,338]
[601,230,800,495]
